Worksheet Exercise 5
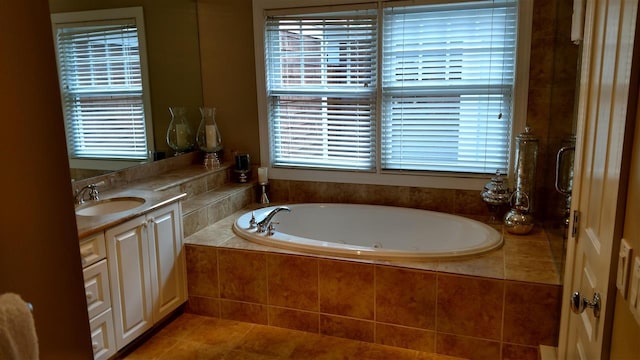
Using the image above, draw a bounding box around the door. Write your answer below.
[147,202,187,321]
[106,216,153,350]
[559,0,639,358]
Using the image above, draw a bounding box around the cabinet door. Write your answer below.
[105,216,153,350]
[147,202,187,321]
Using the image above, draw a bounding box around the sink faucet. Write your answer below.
[256,206,291,233]
[74,181,105,205]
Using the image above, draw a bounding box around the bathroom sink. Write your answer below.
[75,197,146,216]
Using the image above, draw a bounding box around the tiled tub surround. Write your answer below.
[185,214,561,360]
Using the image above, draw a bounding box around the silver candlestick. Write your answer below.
[259,182,269,204]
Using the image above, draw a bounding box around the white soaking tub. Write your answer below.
[232,203,502,261]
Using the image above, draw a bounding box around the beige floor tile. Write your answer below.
[235,325,305,358]
[158,340,228,360]
[123,335,179,360]
[123,313,466,360]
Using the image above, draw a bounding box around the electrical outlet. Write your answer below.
[617,239,632,298]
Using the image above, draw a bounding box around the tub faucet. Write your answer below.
[256,206,291,233]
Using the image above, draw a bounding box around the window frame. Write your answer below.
[254,0,532,190]
[51,7,154,171]
[265,7,379,171]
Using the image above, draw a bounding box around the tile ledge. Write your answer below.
[181,182,257,216]
[145,163,232,191]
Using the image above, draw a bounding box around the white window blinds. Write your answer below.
[265,9,378,170]
[382,0,517,173]
[54,19,148,160]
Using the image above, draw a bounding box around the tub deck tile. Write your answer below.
[185,207,559,285]
[436,248,505,280]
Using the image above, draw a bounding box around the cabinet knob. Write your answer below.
[92,342,99,352]
[85,292,94,302]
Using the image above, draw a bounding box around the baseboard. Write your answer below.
[539,345,557,360]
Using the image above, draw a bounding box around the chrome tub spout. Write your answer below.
[256,206,291,233]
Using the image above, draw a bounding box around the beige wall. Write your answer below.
[0,2,92,359]
[610,86,640,359]
[49,0,203,155]
[197,0,261,163]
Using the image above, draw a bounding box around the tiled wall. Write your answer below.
[71,151,201,194]
[269,179,490,218]
[185,245,562,360]
[528,0,578,219]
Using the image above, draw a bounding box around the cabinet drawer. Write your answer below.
[80,233,107,267]
[90,309,116,360]
[83,259,110,319]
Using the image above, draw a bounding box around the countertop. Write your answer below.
[75,188,186,239]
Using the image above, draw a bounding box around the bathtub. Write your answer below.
[232,203,502,260]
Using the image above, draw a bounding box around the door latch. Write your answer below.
[571,210,581,238]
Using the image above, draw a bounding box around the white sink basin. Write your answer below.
[76,197,146,216]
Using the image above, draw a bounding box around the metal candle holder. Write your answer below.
[234,153,251,183]
[259,182,269,204]
[203,152,221,169]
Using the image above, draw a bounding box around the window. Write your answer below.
[382,1,517,173]
[51,7,152,162]
[256,0,530,185]
[265,8,378,170]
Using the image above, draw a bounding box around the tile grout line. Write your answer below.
[500,277,507,360]
[215,247,222,317]
[265,252,271,327]
[317,258,321,334]
[373,264,377,344]
[434,271,439,355]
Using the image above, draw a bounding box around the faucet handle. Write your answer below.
[88,184,100,201]
[267,221,279,236]
[87,181,105,201]
[75,181,105,204]
[249,212,257,229]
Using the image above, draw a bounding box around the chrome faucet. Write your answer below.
[74,181,104,205]
[256,206,291,233]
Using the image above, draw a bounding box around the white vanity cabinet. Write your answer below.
[80,233,116,360]
[105,201,187,350]
[80,200,187,358]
